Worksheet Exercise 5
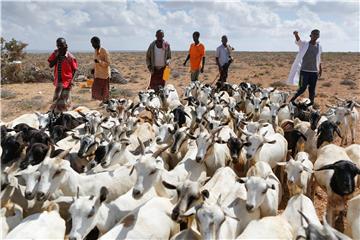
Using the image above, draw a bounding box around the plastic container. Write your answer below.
[163,66,171,81]
[86,78,94,87]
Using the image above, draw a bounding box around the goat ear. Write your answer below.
[298,132,307,141]
[155,159,164,169]
[76,186,80,199]
[303,166,313,173]
[129,166,135,176]
[201,189,209,199]
[87,206,96,218]
[237,177,248,184]
[71,133,81,140]
[199,176,211,186]
[99,186,108,203]
[215,139,227,144]
[162,181,177,190]
[279,103,287,109]
[315,164,335,171]
[355,166,360,175]
[101,116,109,123]
[181,206,196,218]
[187,133,197,140]
[8,175,19,188]
[168,127,176,134]
[277,162,287,167]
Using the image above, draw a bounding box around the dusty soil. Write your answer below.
[1,51,359,231]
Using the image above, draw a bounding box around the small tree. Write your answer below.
[1,37,8,65]
[4,38,28,62]
[1,37,28,83]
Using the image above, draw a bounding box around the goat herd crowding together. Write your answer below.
[1,81,359,240]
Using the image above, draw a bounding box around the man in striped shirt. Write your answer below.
[48,38,78,112]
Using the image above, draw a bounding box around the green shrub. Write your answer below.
[1,89,17,99]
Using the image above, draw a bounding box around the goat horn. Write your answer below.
[45,145,53,158]
[325,104,336,109]
[298,210,310,225]
[76,186,80,199]
[57,148,71,159]
[334,96,345,102]
[137,137,145,155]
[239,127,251,137]
[152,144,171,159]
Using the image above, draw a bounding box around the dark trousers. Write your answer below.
[219,63,230,84]
[291,71,318,104]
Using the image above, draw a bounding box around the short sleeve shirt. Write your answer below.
[48,51,78,89]
[216,45,230,67]
[189,43,205,71]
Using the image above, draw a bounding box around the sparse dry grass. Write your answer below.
[270,81,287,88]
[322,82,332,87]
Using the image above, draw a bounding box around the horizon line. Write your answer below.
[26,49,360,53]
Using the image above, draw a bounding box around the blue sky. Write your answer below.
[1,0,359,52]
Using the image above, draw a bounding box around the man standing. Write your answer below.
[48,38,78,113]
[216,35,233,85]
[288,29,322,106]
[183,31,205,82]
[146,29,171,91]
[91,36,111,103]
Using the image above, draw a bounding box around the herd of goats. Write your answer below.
[1,81,359,239]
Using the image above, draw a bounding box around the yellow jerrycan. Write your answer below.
[163,66,171,81]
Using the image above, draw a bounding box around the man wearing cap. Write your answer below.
[288,29,322,106]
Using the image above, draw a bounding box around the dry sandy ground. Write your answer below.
[1,51,359,231]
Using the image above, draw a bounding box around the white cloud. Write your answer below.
[1,0,358,52]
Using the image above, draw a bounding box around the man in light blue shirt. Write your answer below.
[216,35,233,85]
